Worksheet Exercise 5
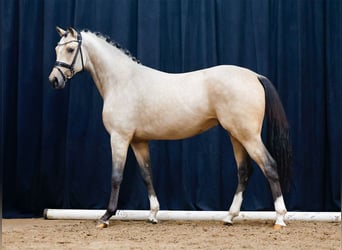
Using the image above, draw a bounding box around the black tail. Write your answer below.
[258,75,292,192]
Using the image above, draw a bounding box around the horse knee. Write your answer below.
[111,171,123,186]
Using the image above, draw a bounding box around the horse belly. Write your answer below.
[134,115,218,141]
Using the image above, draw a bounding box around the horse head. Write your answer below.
[48,27,85,89]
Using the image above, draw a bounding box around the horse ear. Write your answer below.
[56,26,66,37]
[67,27,77,37]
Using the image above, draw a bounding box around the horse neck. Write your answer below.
[82,32,138,99]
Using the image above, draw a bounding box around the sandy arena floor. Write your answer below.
[2,218,341,249]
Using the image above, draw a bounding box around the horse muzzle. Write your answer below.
[49,69,66,89]
[51,77,66,89]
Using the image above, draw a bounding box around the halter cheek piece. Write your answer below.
[55,30,84,82]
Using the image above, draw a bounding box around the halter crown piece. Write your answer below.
[54,29,84,82]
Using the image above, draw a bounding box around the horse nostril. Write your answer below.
[53,77,59,88]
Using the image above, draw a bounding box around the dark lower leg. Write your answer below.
[139,160,157,197]
[224,136,252,224]
[140,162,159,223]
[97,133,129,228]
[236,159,253,193]
[99,171,123,224]
[241,138,287,227]
[131,142,159,223]
[264,155,287,226]
[224,158,252,224]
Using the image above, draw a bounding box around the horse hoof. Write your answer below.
[96,222,109,228]
[148,219,158,224]
[223,221,233,226]
[273,224,283,230]
[222,214,235,226]
[222,217,234,226]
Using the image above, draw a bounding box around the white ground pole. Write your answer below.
[44,209,341,222]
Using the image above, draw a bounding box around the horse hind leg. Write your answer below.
[241,136,287,229]
[131,141,160,224]
[223,136,253,225]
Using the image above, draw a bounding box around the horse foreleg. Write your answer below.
[223,136,253,225]
[131,142,160,224]
[97,133,129,228]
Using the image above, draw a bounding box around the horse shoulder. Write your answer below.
[102,93,137,137]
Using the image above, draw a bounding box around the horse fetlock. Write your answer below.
[274,209,287,225]
[149,195,160,212]
[228,192,243,216]
[223,210,240,225]
[274,196,287,214]
[230,210,240,218]
[148,213,158,224]
[100,209,116,222]
[274,196,287,228]
[148,208,159,223]
[275,213,287,229]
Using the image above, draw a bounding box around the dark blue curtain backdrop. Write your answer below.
[1,0,341,218]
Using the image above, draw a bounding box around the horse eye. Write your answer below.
[67,47,75,53]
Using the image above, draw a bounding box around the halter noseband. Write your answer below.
[55,30,84,82]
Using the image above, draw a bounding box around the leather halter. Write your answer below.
[54,30,84,82]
